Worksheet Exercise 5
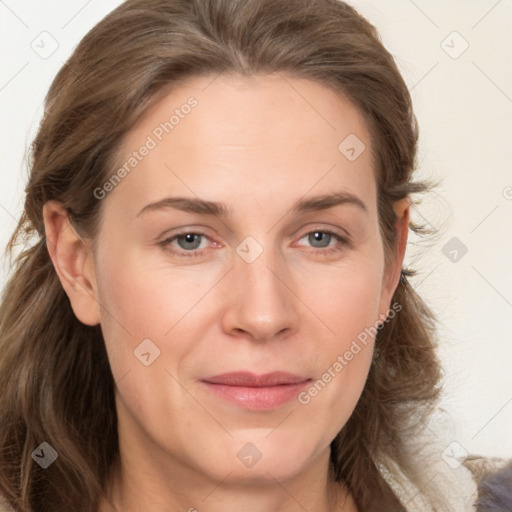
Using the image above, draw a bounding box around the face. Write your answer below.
[52,73,406,488]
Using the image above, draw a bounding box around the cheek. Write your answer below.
[93,247,174,376]
[95,237,195,334]
[97,265,163,335]
[317,277,379,385]
[94,243,223,387]
[295,254,383,427]
[299,253,384,342]
[94,254,200,432]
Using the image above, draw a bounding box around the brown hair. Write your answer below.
[0,0,444,510]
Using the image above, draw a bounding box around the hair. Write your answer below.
[0,0,445,511]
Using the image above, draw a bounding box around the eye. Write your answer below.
[175,233,204,251]
[304,231,334,248]
[159,232,213,258]
[159,228,350,260]
[296,229,350,255]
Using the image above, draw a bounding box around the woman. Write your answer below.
[0,0,506,511]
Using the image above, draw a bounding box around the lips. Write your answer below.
[200,371,311,410]
[202,371,309,387]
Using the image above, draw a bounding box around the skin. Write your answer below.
[43,73,409,512]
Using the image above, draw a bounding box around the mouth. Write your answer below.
[200,371,312,411]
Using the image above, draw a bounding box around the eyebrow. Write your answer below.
[135,191,368,218]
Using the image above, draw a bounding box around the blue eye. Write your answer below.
[307,231,333,248]
[297,230,349,255]
[160,232,210,258]
[159,228,350,259]
[175,233,204,251]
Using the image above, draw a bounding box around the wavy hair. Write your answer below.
[0,0,444,510]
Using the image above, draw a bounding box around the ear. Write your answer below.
[377,197,410,323]
[42,200,101,326]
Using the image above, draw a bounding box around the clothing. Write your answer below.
[470,459,512,512]
[380,452,509,511]
[380,458,477,511]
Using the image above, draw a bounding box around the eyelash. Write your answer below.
[159,229,351,259]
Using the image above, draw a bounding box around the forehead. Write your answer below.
[106,73,377,219]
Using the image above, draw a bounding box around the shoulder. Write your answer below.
[378,445,479,511]
[379,442,511,512]
[463,456,512,512]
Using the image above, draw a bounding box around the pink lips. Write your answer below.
[200,371,311,411]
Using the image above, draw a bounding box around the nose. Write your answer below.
[220,240,300,342]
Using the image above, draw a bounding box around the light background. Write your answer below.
[0,0,511,458]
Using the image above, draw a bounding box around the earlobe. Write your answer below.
[42,201,101,326]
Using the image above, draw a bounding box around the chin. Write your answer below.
[192,433,321,485]
[235,434,325,482]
